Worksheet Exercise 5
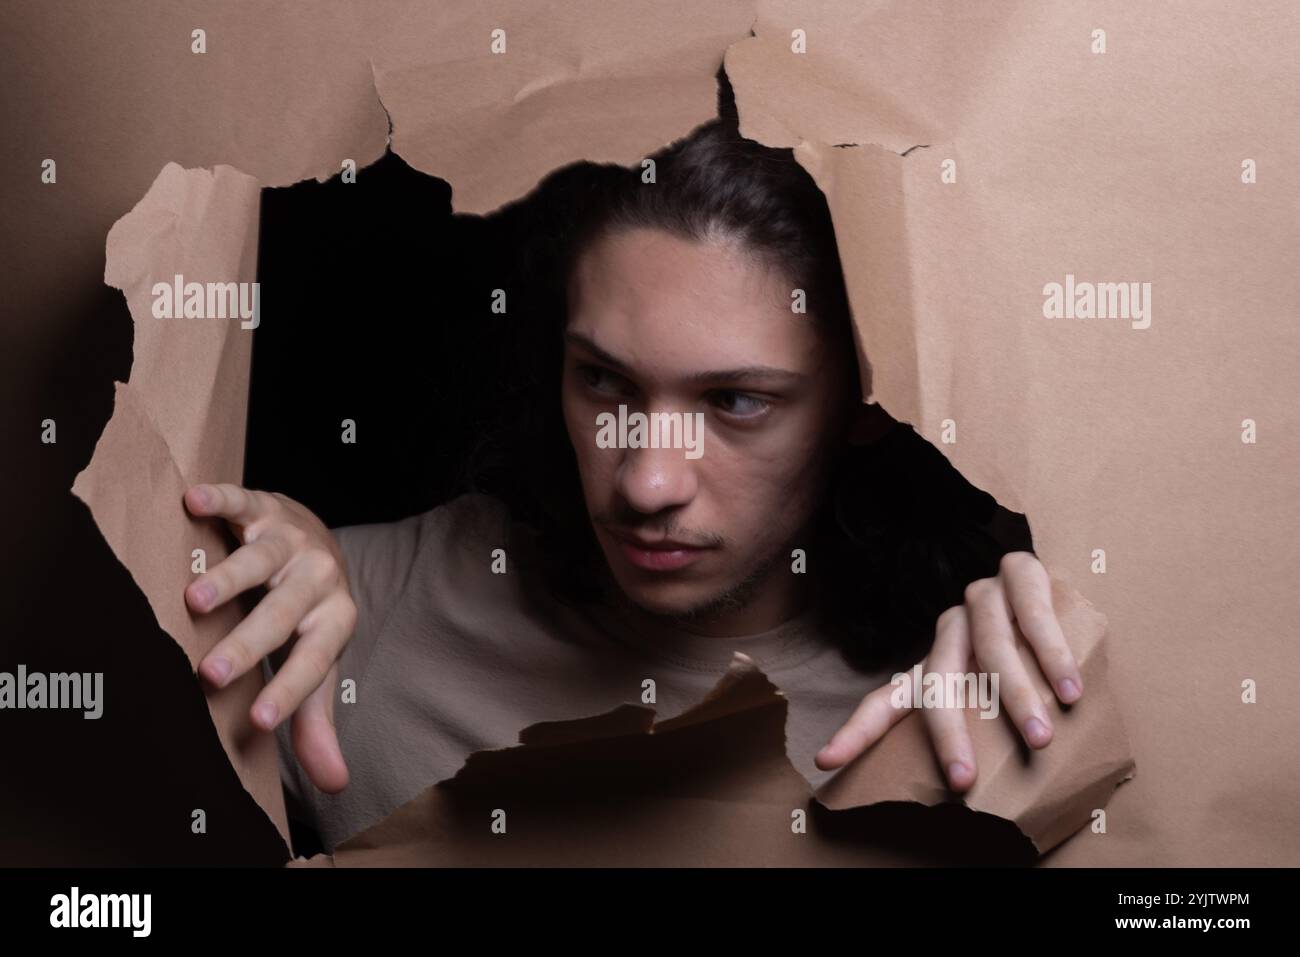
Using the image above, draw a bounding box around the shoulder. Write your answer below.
[277,493,521,834]
[334,492,509,587]
[326,492,516,680]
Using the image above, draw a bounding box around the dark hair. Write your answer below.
[561,122,857,376]
[466,78,1029,672]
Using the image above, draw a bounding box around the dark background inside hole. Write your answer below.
[247,150,519,528]
[250,149,523,856]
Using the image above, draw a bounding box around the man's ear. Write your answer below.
[847,401,896,447]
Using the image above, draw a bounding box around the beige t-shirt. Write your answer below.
[275,492,894,850]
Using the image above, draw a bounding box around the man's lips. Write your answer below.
[606,530,714,572]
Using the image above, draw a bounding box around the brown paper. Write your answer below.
[291,655,1042,867]
[363,0,758,214]
[727,0,1300,865]
[68,1,753,856]
[72,163,289,846]
[291,579,1127,866]
[815,577,1133,854]
[69,0,1300,866]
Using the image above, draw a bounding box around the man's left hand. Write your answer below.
[815,551,1083,792]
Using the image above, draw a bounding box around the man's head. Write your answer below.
[471,99,1002,669]
[555,119,881,635]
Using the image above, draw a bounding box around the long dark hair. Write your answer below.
[465,76,1030,672]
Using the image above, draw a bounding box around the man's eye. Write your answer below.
[710,391,770,419]
[578,365,631,396]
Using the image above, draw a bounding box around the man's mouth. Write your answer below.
[606,530,714,572]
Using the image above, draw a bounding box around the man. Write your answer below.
[181,114,1081,851]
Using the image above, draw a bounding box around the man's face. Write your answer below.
[561,226,855,635]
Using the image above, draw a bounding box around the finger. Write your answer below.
[197,550,335,688]
[289,664,349,794]
[923,607,978,792]
[999,552,1083,704]
[965,577,1054,749]
[185,534,293,614]
[184,482,274,526]
[250,591,355,732]
[816,660,921,770]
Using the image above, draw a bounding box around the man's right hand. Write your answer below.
[183,483,355,794]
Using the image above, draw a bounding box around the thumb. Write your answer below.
[289,663,349,794]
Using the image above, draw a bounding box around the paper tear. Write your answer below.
[815,578,1135,854]
[296,654,1072,866]
[84,0,1300,867]
[73,163,289,847]
[363,0,757,213]
[728,0,1300,865]
[72,2,769,864]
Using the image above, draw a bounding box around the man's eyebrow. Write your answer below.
[564,332,633,375]
[684,365,807,386]
[564,331,807,386]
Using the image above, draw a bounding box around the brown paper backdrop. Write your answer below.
[727,0,1300,865]
[3,0,1294,865]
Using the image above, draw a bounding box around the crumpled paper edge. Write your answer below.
[72,162,291,849]
[289,644,1114,866]
[69,4,1136,865]
[814,576,1135,854]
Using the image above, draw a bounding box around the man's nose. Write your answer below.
[615,441,699,515]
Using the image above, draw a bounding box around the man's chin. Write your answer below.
[610,576,721,620]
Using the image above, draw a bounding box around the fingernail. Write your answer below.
[254,701,278,729]
[947,762,970,787]
[1025,716,1051,747]
[192,582,216,609]
[201,656,231,686]
[192,485,211,508]
[1058,677,1081,701]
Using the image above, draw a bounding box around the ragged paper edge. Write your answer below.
[722,22,1139,854]
[814,577,1136,854]
[293,634,1129,865]
[364,0,758,215]
[72,4,1134,865]
[416,654,789,790]
[780,138,1141,851]
[289,656,809,867]
[71,162,290,849]
[72,6,753,865]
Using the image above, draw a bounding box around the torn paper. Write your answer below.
[296,578,1131,865]
[292,655,1048,867]
[72,163,289,848]
[815,577,1133,854]
[75,0,1300,868]
[362,0,757,214]
[727,0,1300,864]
